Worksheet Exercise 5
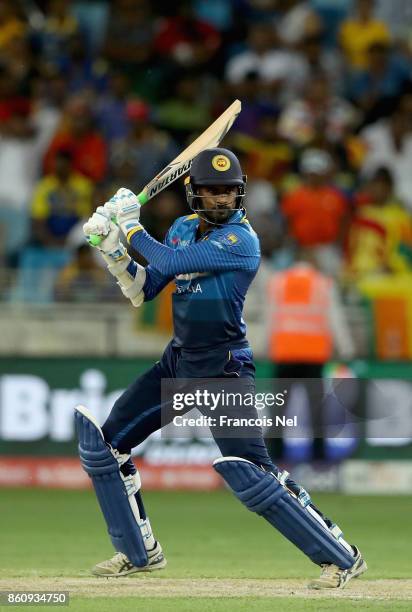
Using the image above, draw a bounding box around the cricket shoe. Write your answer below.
[92,542,167,577]
[308,546,367,589]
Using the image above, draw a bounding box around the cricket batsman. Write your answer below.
[76,147,367,588]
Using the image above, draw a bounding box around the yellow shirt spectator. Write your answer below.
[31,171,92,242]
[32,173,92,219]
[339,17,390,69]
[346,201,412,280]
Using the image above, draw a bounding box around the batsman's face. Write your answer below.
[197,185,238,223]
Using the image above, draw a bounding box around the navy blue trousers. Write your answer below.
[102,341,275,469]
[102,340,331,528]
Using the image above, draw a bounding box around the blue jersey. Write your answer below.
[127,209,260,349]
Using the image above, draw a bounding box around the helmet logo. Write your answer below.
[212,155,231,171]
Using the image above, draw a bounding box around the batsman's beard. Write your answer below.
[201,207,234,224]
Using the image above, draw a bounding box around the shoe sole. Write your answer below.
[92,556,167,578]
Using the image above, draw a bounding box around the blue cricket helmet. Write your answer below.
[185,148,247,222]
[189,148,246,186]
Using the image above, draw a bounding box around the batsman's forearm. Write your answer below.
[102,252,141,288]
[102,244,171,302]
[143,265,174,301]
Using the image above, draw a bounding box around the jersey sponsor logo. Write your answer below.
[175,272,207,294]
[171,238,190,247]
[176,282,203,294]
[212,155,231,172]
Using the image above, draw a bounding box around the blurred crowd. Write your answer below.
[1,0,412,306]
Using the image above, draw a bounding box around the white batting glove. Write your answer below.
[83,206,126,261]
[83,206,111,238]
[87,192,122,226]
[103,194,121,218]
[115,188,142,238]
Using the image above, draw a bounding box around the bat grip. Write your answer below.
[88,191,148,247]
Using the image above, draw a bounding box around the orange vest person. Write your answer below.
[266,258,355,461]
[268,264,333,364]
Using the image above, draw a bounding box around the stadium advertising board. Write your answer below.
[0,358,411,491]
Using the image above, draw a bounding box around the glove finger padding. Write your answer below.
[116,187,136,199]
[103,197,120,218]
[116,190,141,237]
[83,211,110,238]
[95,205,111,219]
[97,222,126,260]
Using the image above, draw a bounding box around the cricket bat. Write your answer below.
[90,99,242,245]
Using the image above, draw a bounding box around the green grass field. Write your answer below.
[0,488,411,611]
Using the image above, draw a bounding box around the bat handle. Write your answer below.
[88,190,148,247]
